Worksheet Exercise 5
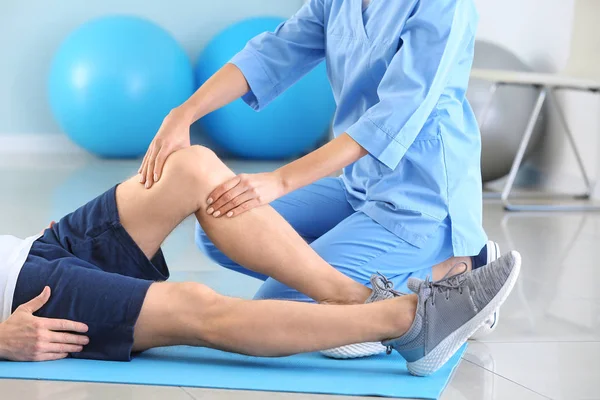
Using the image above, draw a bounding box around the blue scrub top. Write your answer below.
[230,0,487,256]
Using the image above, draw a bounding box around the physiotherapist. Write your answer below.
[138,0,500,353]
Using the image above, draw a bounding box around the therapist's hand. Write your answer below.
[139,108,191,189]
[206,172,286,218]
[0,287,89,362]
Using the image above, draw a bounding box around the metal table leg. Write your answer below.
[481,84,600,212]
[501,88,547,210]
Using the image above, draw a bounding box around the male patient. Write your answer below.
[0,146,520,377]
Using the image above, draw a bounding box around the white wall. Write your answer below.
[474,0,575,73]
[474,0,600,199]
[2,0,574,135]
[0,0,302,136]
[540,0,600,197]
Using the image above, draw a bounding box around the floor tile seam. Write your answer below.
[461,358,554,400]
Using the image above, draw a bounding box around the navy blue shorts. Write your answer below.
[12,185,170,361]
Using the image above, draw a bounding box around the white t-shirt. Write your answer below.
[0,234,41,322]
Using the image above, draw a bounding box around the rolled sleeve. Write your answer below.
[229,49,279,111]
[229,0,326,111]
[346,116,408,170]
[348,0,477,169]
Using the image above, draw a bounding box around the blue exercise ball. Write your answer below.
[49,16,194,158]
[196,17,336,159]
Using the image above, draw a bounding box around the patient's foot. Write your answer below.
[321,273,405,359]
[385,251,521,377]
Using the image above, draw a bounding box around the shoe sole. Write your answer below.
[326,241,503,359]
[470,240,501,341]
[321,342,386,359]
[487,240,500,264]
[407,251,521,377]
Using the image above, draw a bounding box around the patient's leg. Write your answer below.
[133,281,416,356]
[116,146,370,304]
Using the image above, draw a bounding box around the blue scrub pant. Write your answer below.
[195,177,454,302]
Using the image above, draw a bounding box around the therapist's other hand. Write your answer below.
[0,286,89,362]
[139,108,191,189]
[206,172,286,218]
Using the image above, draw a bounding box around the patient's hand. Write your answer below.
[39,221,55,236]
[0,287,89,362]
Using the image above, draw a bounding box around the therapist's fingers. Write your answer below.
[209,186,252,217]
[226,198,262,218]
[152,146,171,184]
[139,146,151,183]
[144,145,160,189]
[138,150,147,175]
[207,176,243,208]
[213,191,257,218]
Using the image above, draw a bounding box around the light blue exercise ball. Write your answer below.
[196,17,336,159]
[48,16,194,158]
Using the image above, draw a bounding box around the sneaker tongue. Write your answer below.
[407,278,423,293]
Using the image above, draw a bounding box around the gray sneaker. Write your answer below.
[321,273,404,359]
[471,240,502,340]
[384,251,521,377]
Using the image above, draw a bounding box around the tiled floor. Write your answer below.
[0,153,598,400]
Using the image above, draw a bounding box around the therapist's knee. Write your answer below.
[195,223,268,279]
[195,223,220,260]
[253,279,314,302]
[194,223,240,269]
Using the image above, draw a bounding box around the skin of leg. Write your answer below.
[193,174,474,300]
[255,212,472,301]
[116,145,370,305]
[133,281,417,357]
[195,177,355,281]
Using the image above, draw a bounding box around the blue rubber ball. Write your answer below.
[196,17,336,159]
[49,16,194,158]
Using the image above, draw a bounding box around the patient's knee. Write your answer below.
[165,145,233,190]
[171,145,217,176]
[176,282,220,308]
[186,145,218,165]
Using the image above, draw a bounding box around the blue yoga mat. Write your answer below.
[0,345,466,399]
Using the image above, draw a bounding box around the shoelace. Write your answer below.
[385,263,470,355]
[374,272,405,297]
[424,262,469,306]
